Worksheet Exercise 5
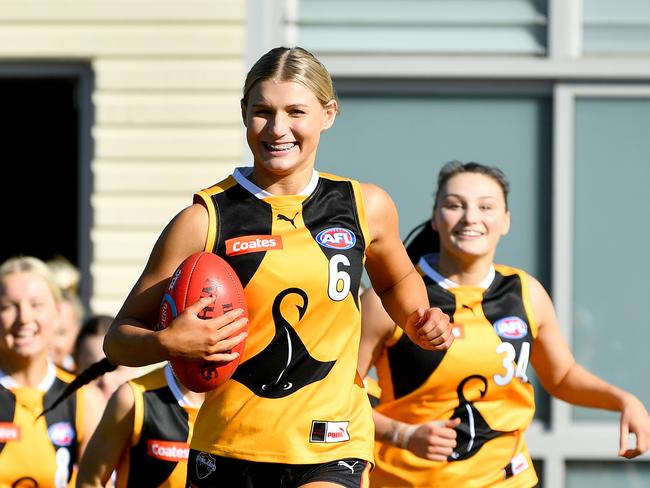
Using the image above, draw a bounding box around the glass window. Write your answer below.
[583,0,650,55]
[572,97,650,421]
[295,0,548,55]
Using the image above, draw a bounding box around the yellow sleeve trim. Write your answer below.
[349,179,371,254]
[194,190,217,252]
[129,381,144,447]
[75,388,85,446]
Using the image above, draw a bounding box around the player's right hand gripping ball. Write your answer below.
[158,251,248,392]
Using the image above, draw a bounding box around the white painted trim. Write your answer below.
[246,0,286,67]
[558,85,650,97]
[284,0,299,47]
[548,0,583,59]
[318,56,650,79]
[551,84,575,439]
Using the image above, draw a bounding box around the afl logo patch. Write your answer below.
[316,228,356,250]
[48,421,75,447]
[494,316,528,339]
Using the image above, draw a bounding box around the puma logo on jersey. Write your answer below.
[277,212,299,228]
[338,460,359,474]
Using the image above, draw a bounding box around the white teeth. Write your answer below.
[15,329,36,338]
[266,142,295,151]
[459,230,482,236]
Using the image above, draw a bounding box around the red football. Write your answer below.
[157,251,248,392]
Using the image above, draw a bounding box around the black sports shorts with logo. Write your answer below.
[186,450,370,487]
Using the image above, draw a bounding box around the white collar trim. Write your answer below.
[0,359,57,391]
[164,363,199,409]
[233,166,319,199]
[418,253,495,290]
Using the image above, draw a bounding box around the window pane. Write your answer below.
[583,0,650,55]
[572,97,650,421]
[567,461,650,487]
[295,0,548,55]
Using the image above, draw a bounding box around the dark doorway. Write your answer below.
[0,78,80,266]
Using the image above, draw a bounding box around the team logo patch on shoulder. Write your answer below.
[0,422,20,442]
[316,228,356,250]
[493,316,528,339]
[147,439,190,461]
[48,421,75,447]
[310,420,350,443]
[225,235,283,256]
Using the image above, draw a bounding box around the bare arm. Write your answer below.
[103,203,248,367]
[361,183,453,351]
[79,384,106,460]
[77,384,135,487]
[372,409,460,461]
[359,287,459,461]
[358,287,395,378]
[530,277,650,458]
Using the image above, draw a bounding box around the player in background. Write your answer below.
[0,256,104,487]
[74,314,150,399]
[358,161,650,487]
[102,46,453,487]
[76,362,204,488]
[48,255,85,372]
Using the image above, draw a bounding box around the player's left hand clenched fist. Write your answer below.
[405,307,454,351]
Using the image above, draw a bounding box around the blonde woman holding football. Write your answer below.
[103,46,453,487]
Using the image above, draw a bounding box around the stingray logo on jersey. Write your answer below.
[310,420,350,443]
[493,316,528,339]
[316,228,356,250]
[225,235,283,256]
[0,422,20,442]
[147,439,190,461]
[48,421,75,447]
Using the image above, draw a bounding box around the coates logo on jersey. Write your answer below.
[316,228,356,250]
[147,439,190,461]
[48,421,75,447]
[493,316,528,340]
[225,235,283,256]
[0,422,20,442]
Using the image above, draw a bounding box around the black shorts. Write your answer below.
[186,449,370,488]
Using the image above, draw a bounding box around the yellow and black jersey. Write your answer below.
[191,167,375,465]
[372,254,539,488]
[115,364,199,488]
[0,362,85,488]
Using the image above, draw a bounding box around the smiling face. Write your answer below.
[433,172,511,264]
[242,79,337,190]
[0,271,60,364]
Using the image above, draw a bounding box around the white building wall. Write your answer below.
[0,0,246,314]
